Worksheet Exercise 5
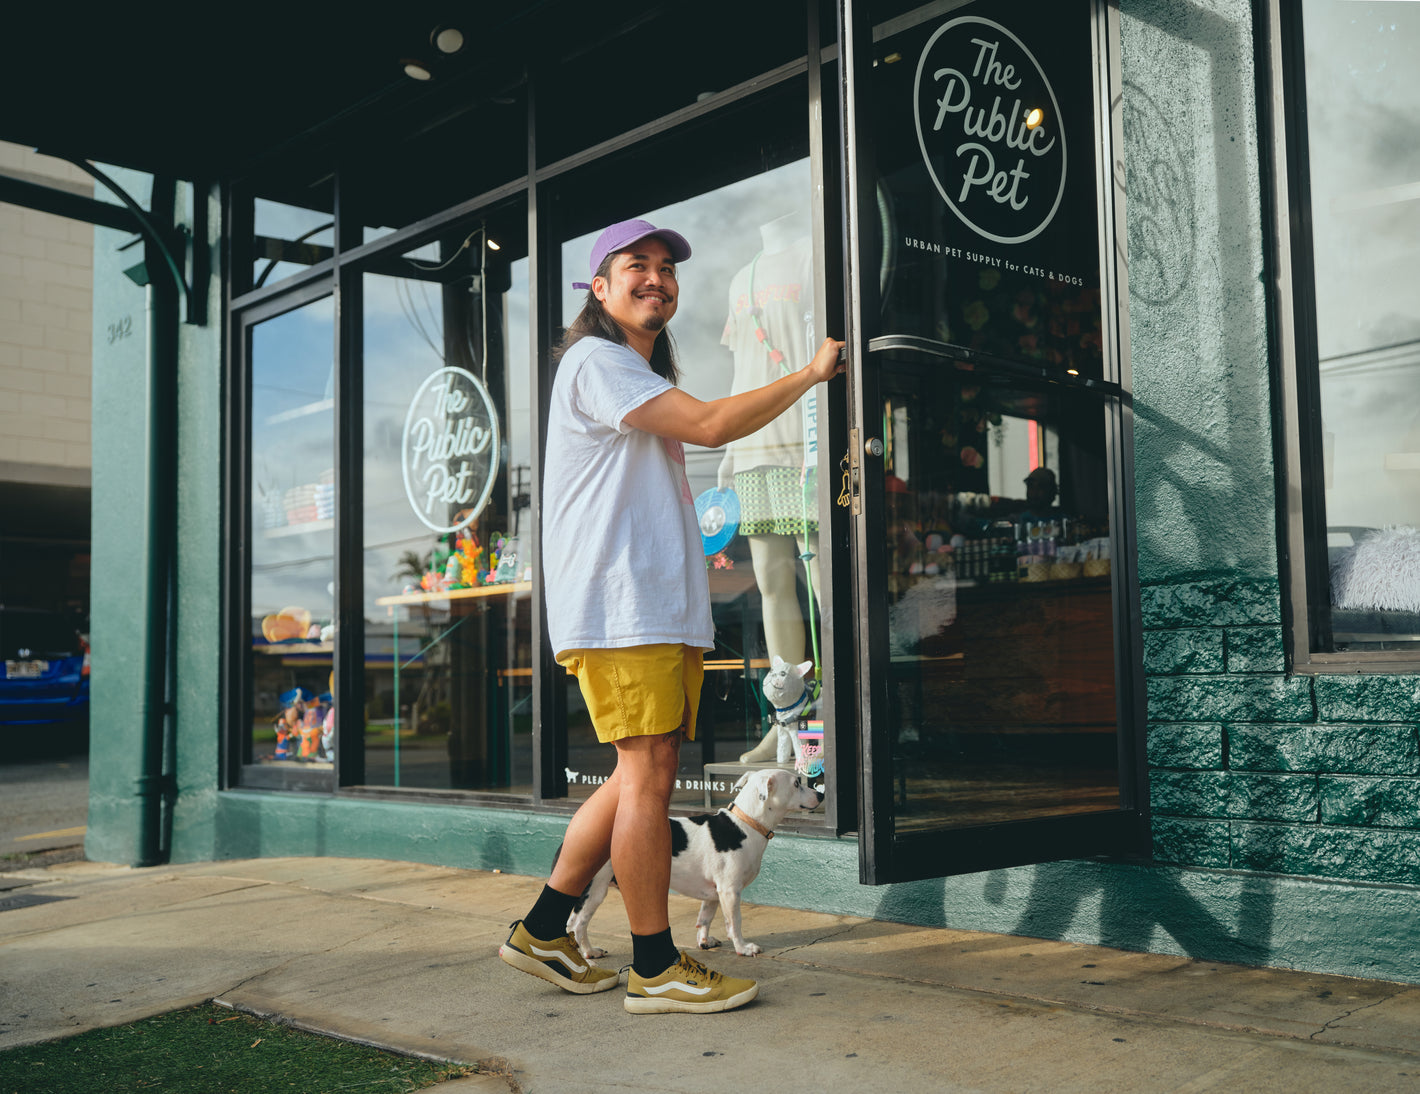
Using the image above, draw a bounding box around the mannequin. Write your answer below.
[718,210,823,763]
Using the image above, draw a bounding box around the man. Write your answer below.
[498,218,844,1014]
[1023,466,1059,513]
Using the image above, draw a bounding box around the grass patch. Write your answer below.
[0,1003,486,1094]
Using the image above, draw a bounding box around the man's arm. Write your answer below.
[623,337,845,448]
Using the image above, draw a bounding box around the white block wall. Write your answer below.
[0,143,93,482]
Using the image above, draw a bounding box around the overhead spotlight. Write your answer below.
[402,59,432,81]
[1024,107,1044,129]
[432,26,464,54]
[486,238,501,251]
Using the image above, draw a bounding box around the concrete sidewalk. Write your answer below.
[2,857,1418,1093]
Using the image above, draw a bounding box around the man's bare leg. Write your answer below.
[606,729,682,935]
[547,766,622,897]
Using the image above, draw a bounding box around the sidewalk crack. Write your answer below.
[1310,990,1405,1040]
[772,923,862,957]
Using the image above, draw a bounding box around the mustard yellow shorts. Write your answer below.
[557,643,704,744]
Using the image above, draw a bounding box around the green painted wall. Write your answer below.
[1122,0,1420,932]
[86,178,223,865]
[86,169,159,866]
[168,183,225,862]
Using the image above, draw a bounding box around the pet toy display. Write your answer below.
[270,684,334,764]
[412,529,522,593]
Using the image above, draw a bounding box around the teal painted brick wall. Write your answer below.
[1225,627,1286,674]
[1143,630,1224,675]
[1229,724,1418,775]
[1144,577,1420,886]
[1146,723,1223,768]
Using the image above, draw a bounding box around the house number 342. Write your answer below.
[107,315,133,344]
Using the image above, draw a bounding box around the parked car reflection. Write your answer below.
[0,606,89,747]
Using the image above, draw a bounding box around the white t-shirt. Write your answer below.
[542,336,713,655]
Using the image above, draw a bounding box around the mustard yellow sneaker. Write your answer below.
[499,920,620,994]
[624,950,758,1014]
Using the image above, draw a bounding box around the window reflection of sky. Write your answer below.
[1305,2,1420,359]
[1304,2,1420,530]
[250,296,335,627]
[253,198,335,285]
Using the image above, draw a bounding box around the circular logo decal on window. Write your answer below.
[401,366,501,534]
[913,16,1067,245]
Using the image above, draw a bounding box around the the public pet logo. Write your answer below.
[914,16,1066,245]
[401,366,500,533]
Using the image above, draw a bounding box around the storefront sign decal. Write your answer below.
[914,17,1066,245]
[402,366,501,533]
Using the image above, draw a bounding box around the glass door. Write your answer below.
[241,290,338,790]
[842,0,1147,881]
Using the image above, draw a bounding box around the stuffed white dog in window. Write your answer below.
[739,656,814,764]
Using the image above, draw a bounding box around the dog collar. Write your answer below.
[731,805,773,840]
[772,691,810,722]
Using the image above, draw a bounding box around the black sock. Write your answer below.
[632,928,679,978]
[523,884,579,941]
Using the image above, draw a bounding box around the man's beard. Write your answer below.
[641,315,667,333]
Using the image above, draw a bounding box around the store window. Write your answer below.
[361,208,534,792]
[244,295,337,786]
[556,156,831,814]
[251,193,335,290]
[1274,1,1420,665]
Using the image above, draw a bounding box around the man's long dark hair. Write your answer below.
[553,253,680,385]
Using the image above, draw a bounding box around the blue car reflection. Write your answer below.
[0,606,90,730]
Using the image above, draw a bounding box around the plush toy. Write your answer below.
[272,686,312,761]
[298,703,323,759]
[454,528,484,587]
[739,656,814,764]
[261,606,311,643]
[273,703,302,760]
[320,705,335,762]
[492,535,521,583]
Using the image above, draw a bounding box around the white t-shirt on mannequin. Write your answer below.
[719,228,815,476]
[542,336,713,655]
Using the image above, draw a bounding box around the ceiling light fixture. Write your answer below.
[432,26,465,54]
[486,239,501,251]
[1024,108,1044,129]
[402,59,432,81]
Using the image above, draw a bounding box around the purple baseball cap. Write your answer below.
[571,218,692,290]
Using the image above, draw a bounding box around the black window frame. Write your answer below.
[1262,0,1420,674]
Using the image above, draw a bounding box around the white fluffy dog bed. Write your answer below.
[1331,526,1420,614]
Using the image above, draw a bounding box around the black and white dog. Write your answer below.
[566,768,823,957]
